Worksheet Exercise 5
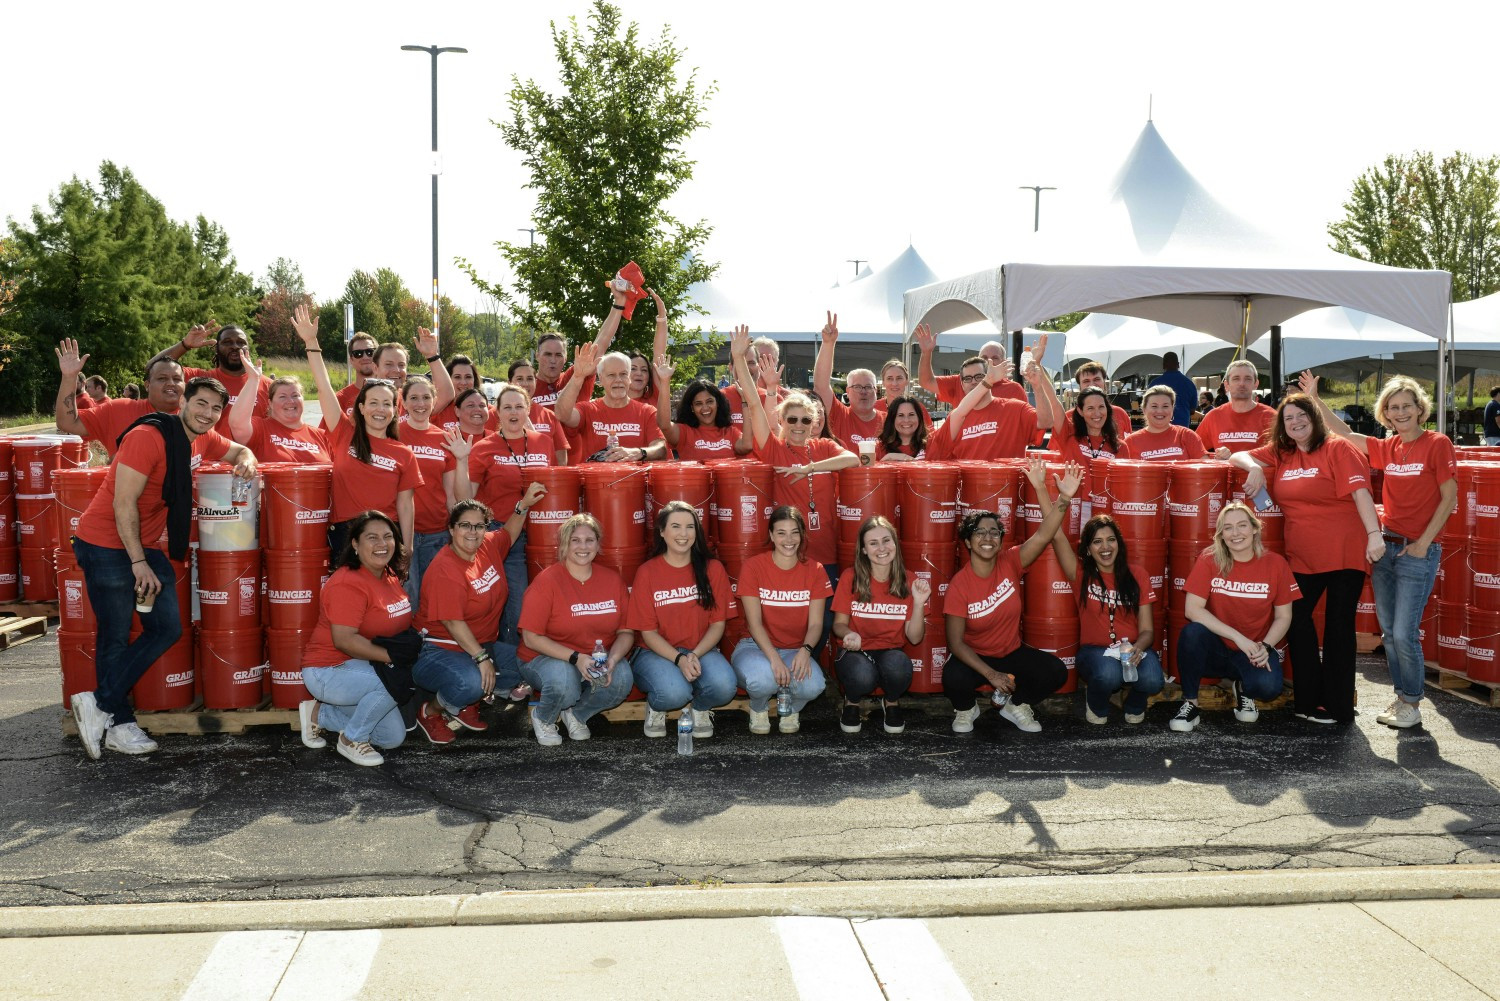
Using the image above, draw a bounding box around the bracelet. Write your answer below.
[610,303,624,311]
[803,644,817,656]
[305,348,322,353]
[132,559,146,565]
[1368,530,1381,536]
[637,448,645,462]
[426,353,441,363]
[673,652,685,666]
[472,651,492,665]
[514,503,525,516]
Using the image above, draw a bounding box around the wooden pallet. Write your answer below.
[1423,663,1500,708]
[0,615,48,652]
[0,601,58,621]
[60,699,300,736]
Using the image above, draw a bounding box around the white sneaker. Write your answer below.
[1377,699,1422,729]
[748,708,771,734]
[104,721,158,755]
[531,711,562,746]
[1124,710,1147,725]
[951,704,983,733]
[299,699,327,749]
[71,691,111,760]
[643,709,667,738]
[1084,705,1109,725]
[691,709,715,738]
[560,708,591,740]
[778,711,801,734]
[1000,702,1043,733]
[337,736,384,766]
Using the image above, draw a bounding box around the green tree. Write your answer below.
[459,1,721,375]
[1329,151,1500,301]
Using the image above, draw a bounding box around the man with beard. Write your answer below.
[150,323,272,434]
[1195,359,1276,457]
[334,331,379,417]
[54,339,185,460]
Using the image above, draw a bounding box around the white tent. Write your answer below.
[903,121,1453,421]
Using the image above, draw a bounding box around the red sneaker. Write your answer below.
[454,703,488,732]
[415,702,457,745]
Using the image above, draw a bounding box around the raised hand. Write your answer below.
[414,326,439,361]
[730,325,751,359]
[653,352,675,383]
[181,323,214,350]
[441,428,472,461]
[56,338,89,378]
[647,286,666,318]
[1022,456,1050,494]
[1054,460,1083,500]
[914,323,937,354]
[239,348,263,379]
[911,576,932,605]
[1297,370,1319,399]
[292,303,320,347]
[984,359,1010,387]
[820,311,839,343]
[574,340,599,377]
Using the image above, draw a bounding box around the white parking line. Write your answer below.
[773,916,886,1000]
[181,929,303,1001]
[854,918,973,1001]
[272,929,382,1000]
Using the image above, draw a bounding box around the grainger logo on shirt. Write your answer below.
[1281,467,1320,481]
[386,597,411,614]
[493,452,551,467]
[758,588,811,607]
[960,421,998,441]
[410,444,446,462]
[1209,577,1270,597]
[571,599,619,615]
[653,584,701,606]
[470,566,502,594]
[1137,447,1182,460]
[1217,431,1261,442]
[968,579,1016,617]
[269,433,325,457]
[850,600,906,621]
[350,447,399,472]
[1384,463,1426,477]
[591,421,641,437]
[694,438,733,453]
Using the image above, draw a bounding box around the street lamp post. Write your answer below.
[1018,185,1056,232]
[401,43,467,338]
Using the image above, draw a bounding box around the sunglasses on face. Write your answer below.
[350,348,375,359]
[784,416,813,426]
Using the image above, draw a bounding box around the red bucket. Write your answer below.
[1465,608,1500,683]
[711,461,774,548]
[57,627,97,705]
[11,436,80,495]
[1022,616,1079,694]
[1105,461,1169,542]
[0,549,17,602]
[197,627,266,709]
[1133,538,1169,607]
[0,492,14,548]
[132,635,196,711]
[902,541,956,608]
[1167,462,1229,542]
[1446,464,1477,540]
[524,465,582,555]
[648,462,715,546]
[594,545,648,587]
[956,462,1021,541]
[1471,538,1500,611]
[1471,464,1500,541]
[1021,461,1083,544]
[1421,600,1439,663]
[19,547,55,601]
[1437,600,1468,672]
[266,626,314,708]
[580,463,650,549]
[836,466,899,546]
[196,549,262,631]
[1355,577,1379,634]
[903,615,950,694]
[718,614,750,660]
[15,494,54,551]
[0,438,13,497]
[1023,547,1076,618]
[57,560,95,633]
[265,549,330,630]
[1437,540,1469,603]
[50,466,107,550]
[261,463,333,551]
[898,463,960,543]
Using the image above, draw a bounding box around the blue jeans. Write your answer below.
[413,641,487,714]
[731,637,826,712]
[631,646,737,711]
[406,530,450,610]
[1175,622,1284,702]
[71,538,182,726]
[834,647,913,701]
[1076,644,1166,716]
[1371,540,1440,703]
[491,523,529,645]
[520,653,633,725]
[303,659,407,747]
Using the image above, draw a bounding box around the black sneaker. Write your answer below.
[840,702,863,734]
[1168,702,1201,732]
[882,701,905,734]
[1301,709,1336,724]
[1231,681,1259,723]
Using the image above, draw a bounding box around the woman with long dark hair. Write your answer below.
[832,516,931,734]
[627,501,737,739]
[653,365,751,460]
[1231,393,1382,725]
[1052,387,1123,463]
[874,397,930,462]
[299,511,414,767]
[1045,514,1164,724]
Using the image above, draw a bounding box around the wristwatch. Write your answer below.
[514,503,525,516]
[426,353,441,363]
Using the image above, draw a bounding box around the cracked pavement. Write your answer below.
[3,634,1499,907]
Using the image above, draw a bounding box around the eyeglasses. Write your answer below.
[350,348,375,359]
[364,378,395,387]
[960,374,985,385]
[970,528,1003,538]
[784,416,813,426]
[453,522,488,533]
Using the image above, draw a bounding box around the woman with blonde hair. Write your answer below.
[1170,502,1299,733]
[1119,385,1206,461]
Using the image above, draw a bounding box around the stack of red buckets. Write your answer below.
[13,435,87,601]
[580,463,651,585]
[194,464,268,709]
[260,464,335,709]
[0,439,17,600]
[709,461,773,658]
[1429,458,1500,684]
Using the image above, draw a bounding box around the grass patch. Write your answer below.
[0,412,51,430]
[261,356,354,391]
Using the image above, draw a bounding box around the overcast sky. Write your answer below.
[4,0,1494,321]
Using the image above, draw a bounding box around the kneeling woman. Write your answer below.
[628,501,737,738]
[733,506,833,735]
[299,511,414,767]
[944,458,1082,734]
[832,516,931,734]
[1172,502,1299,733]
[1045,514,1164,725]
[517,513,635,746]
[411,487,544,745]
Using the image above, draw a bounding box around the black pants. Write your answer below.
[1289,568,1365,723]
[942,645,1067,711]
[835,647,914,701]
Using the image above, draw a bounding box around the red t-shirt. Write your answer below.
[674,422,741,462]
[417,531,513,645]
[1185,550,1300,649]
[532,367,594,409]
[825,398,884,450]
[301,566,413,666]
[78,399,166,459]
[1075,569,1157,648]
[245,416,331,464]
[1108,404,1133,439]
[469,430,555,518]
[875,440,926,461]
[927,398,1037,461]
[723,384,789,427]
[400,423,459,534]
[571,397,665,457]
[936,374,1028,406]
[833,569,918,651]
[627,557,733,650]
[328,422,424,524]
[737,552,834,649]
[945,548,1024,657]
[432,404,499,437]
[184,367,271,434]
[517,562,629,661]
[1119,425,1207,462]
[529,403,570,457]
[751,436,846,565]
[1049,420,1122,464]
[1365,431,1456,542]
[1195,403,1275,454]
[74,426,231,550]
[1247,437,1371,574]
[338,381,407,421]
[75,392,95,411]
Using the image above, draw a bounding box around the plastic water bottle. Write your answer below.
[677,708,694,756]
[606,431,619,453]
[991,689,1010,708]
[776,684,792,716]
[589,639,608,680]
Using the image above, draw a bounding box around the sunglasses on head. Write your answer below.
[350,348,375,359]
[784,415,813,426]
